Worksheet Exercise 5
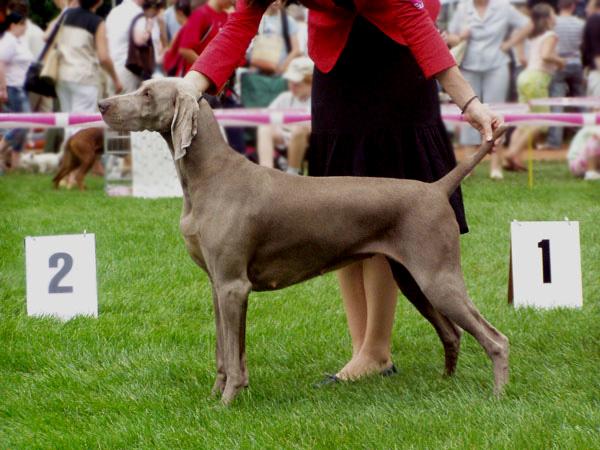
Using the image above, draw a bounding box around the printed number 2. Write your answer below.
[537,239,552,284]
[48,252,74,294]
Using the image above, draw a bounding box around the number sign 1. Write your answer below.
[25,233,98,320]
[510,221,583,309]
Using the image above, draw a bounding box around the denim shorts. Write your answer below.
[2,86,31,152]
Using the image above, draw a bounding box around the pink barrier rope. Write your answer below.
[529,97,600,107]
[1,108,599,129]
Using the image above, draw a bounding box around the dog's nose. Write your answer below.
[98,101,110,114]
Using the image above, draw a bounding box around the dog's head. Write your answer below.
[98,78,200,160]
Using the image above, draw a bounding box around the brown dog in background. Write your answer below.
[53,127,104,190]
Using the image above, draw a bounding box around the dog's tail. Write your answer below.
[435,125,507,197]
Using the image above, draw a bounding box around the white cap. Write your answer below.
[282,56,314,83]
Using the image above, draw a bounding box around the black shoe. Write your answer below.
[313,374,340,388]
[380,364,398,377]
[313,363,398,388]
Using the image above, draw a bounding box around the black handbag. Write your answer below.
[125,13,156,80]
[24,10,68,98]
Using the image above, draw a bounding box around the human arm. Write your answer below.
[276,33,301,74]
[436,66,502,142]
[540,33,565,69]
[133,16,154,46]
[184,0,267,94]
[0,61,7,103]
[444,3,469,48]
[500,21,532,53]
[95,22,123,94]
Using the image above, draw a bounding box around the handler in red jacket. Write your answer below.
[184,0,502,384]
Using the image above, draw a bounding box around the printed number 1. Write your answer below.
[537,239,552,284]
[48,252,74,294]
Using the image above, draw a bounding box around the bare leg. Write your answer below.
[287,125,310,174]
[256,125,275,168]
[336,255,397,380]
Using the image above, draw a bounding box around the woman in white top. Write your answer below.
[0,12,33,173]
[447,0,530,178]
[504,3,565,171]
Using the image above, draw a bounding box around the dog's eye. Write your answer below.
[143,90,151,98]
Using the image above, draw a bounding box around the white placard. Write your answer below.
[131,131,182,198]
[25,233,98,320]
[510,221,582,308]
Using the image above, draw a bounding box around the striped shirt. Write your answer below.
[555,15,584,64]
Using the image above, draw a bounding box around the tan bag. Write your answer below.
[249,34,283,74]
[40,18,66,83]
[450,41,467,67]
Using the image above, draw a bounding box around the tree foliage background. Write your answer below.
[29,0,114,29]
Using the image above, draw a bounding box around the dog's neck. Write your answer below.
[162,100,233,196]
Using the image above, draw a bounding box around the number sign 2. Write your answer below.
[25,234,98,320]
[509,221,582,309]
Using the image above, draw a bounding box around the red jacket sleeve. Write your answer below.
[360,0,456,79]
[190,0,266,94]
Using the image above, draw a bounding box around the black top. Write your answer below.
[582,13,600,69]
[63,7,102,36]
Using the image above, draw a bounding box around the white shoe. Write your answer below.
[490,168,504,180]
[584,170,600,180]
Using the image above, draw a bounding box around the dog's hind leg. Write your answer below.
[416,269,509,396]
[214,277,251,405]
[387,259,462,376]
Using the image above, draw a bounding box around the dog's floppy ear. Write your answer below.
[171,92,199,160]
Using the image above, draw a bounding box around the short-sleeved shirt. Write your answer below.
[555,15,584,64]
[0,31,33,87]
[449,0,529,71]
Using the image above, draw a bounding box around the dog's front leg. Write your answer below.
[211,284,227,397]
[215,278,251,405]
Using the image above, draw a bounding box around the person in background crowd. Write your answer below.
[8,0,43,60]
[55,0,122,112]
[162,0,192,76]
[286,4,307,56]
[178,0,233,74]
[447,0,530,180]
[106,0,161,93]
[546,0,584,149]
[163,0,195,42]
[247,0,300,75]
[256,56,312,172]
[582,0,600,96]
[184,0,501,383]
[504,3,565,170]
[0,12,32,174]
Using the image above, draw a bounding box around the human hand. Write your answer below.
[463,98,503,143]
[459,28,470,41]
[440,30,449,44]
[183,70,210,97]
[114,78,123,95]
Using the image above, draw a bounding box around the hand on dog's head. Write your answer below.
[98,78,200,160]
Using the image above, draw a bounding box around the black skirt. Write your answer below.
[308,17,468,233]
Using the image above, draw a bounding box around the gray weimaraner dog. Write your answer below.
[99,78,509,405]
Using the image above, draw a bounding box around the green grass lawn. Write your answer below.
[1,163,599,449]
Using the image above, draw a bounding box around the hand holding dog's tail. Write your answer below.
[435,125,507,197]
